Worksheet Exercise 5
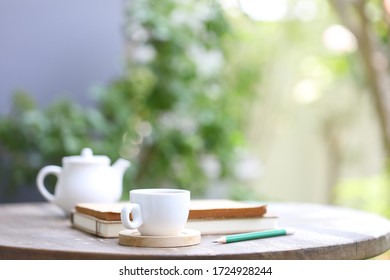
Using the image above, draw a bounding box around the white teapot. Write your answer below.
[36,148,130,215]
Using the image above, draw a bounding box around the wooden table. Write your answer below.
[0,202,389,259]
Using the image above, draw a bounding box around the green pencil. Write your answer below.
[213,228,295,244]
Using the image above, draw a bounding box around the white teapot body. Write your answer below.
[36,148,130,215]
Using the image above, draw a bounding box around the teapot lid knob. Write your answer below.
[62,147,110,165]
[81,148,93,157]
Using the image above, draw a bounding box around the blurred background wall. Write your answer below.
[0,0,124,114]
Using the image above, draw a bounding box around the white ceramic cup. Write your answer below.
[121,188,190,236]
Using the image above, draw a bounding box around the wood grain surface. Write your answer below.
[0,202,389,259]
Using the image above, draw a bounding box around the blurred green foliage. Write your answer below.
[0,0,259,199]
[334,172,390,218]
[1,0,390,216]
[0,91,124,195]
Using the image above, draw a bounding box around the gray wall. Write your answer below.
[0,0,125,202]
[0,0,124,114]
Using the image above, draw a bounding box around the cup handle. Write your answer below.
[36,165,62,202]
[121,203,143,229]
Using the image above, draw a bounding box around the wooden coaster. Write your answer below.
[119,229,201,248]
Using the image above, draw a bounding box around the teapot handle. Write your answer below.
[36,165,62,202]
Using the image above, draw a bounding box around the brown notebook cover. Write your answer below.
[74,199,267,221]
[188,200,267,219]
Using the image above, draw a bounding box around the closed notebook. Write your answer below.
[186,215,278,235]
[71,199,275,237]
[71,212,124,238]
[74,199,268,221]
[71,211,278,237]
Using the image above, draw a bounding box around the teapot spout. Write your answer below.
[112,158,131,176]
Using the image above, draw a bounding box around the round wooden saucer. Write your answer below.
[118,229,201,248]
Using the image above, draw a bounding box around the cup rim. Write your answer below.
[130,188,190,195]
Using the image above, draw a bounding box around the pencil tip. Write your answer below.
[212,238,223,244]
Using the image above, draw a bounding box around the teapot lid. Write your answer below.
[63,148,110,164]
